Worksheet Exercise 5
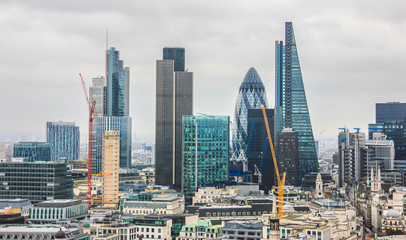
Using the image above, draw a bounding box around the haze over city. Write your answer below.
[1,0,406,142]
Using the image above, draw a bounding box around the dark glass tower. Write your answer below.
[275,22,318,181]
[369,102,406,161]
[163,47,185,72]
[247,108,275,191]
[156,48,193,190]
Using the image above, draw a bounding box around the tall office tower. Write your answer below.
[246,108,275,190]
[369,102,406,161]
[0,161,73,203]
[13,142,51,162]
[46,121,80,161]
[338,129,369,187]
[92,47,132,173]
[155,47,193,190]
[275,22,318,180]
[102,131,120,207]
[93,116,132,173]
[278,128,299,186]
[105,47,130,117]
[182,115,229,195]
[163,47,185,72]
[89,76,106,116]
[233,67,268,155]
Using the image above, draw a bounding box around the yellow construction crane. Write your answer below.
[261,105,286,218]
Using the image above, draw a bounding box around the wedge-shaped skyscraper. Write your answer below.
[275,22,318,180]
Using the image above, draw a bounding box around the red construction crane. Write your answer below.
[79,73,96,210]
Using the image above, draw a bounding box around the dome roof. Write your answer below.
[240,67,266,90]
[55,228,65,238]
[386,209,400,218]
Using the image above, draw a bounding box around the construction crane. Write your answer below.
[79,73,96,210]
[261,105,286,218]
[254,164,262,185]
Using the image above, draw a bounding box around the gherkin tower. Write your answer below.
[233,67,268,155]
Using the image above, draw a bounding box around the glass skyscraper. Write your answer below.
[246,108,275,191]
[91,47,132,173]
[163,47,185,72]
[13,142,51,162]
[46,121,80,161]
[233,67,268,155]
[182,115,229,195]
[105,47,130,117]
[93,116,132,173]
[369,102,406,161]
[275,22,318,180]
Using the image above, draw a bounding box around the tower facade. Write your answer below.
[233,67,268,155]
[247,108,274,190]
[46,121,80,161]
[89,76,106,116]
[278,128,299,186]
[275,22,318,181]
[369,102,406,161]
[13,142,51,162]
[155,47,193,190]
[182,115,229,195]
[315,172,323,198]
[102,131,120,207]
[91,47,132,173]
[105,47,130,117]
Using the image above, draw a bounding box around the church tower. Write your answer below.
[315,172,323,198]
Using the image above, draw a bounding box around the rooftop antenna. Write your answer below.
[106,28,109,51]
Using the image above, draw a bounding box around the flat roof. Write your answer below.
[36,199,84,208]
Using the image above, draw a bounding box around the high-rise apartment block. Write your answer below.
[0,161,73,203]
[155,47,193,190]
[46,121,80,161]
[369,102,406,161]
[91,47,132,173]
[278,128,299,186]
[13,142,51,162]
[275,22,318,180]
[182,115,229,195]
[246,108,274,189]
[102,131,120,208]
[233,68,268,155]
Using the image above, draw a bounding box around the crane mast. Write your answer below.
[79,73,96,210]
[261,105,286,218]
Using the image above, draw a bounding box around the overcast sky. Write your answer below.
[1,0,405,142]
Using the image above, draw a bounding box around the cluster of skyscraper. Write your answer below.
[155,22,319,194]
[231,22,318,189]
[89,47,132,173]
[338,102,406,187]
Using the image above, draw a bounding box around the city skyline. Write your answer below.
[1,1,406,142]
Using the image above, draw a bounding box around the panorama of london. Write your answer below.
[0,1,405,240]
